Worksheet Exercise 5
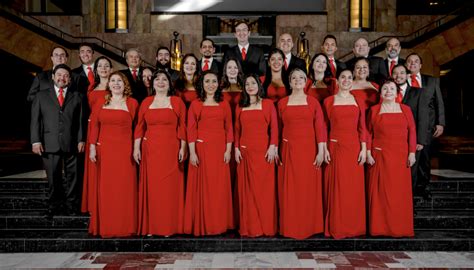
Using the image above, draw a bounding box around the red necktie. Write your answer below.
[389,60,396,77]
[284,58,288,70]
[58,87,64,107]
[410,74,420,88]
[203,59,209,71]
[87,66,94,92]
[132,69,137,81]
[329,58,336,77]
[396,91,403,103]
[241,47,247,61]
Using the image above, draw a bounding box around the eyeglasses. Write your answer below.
[52,54,67,58]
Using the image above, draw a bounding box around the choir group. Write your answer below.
[29,21,445,240]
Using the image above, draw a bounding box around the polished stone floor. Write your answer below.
[1,251,474,269]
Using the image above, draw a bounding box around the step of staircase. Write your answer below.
[0,176,472,252]
[0,229,472,252]
[1,211,470,230]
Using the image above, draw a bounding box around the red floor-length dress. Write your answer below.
[184,100,234,236]
[278,96,327,239]
[88,98,138,237]
[135,96,187,236]
[350,82,379,109]
[223,90,241,227]
[81,90,107,213]
[235,99,278,237]
[323,95,367,239]
[367,104,416,237]
[177,88,198,108]
[305,79,336,103]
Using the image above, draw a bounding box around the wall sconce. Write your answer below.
[170,31,183,71]
[106,0,128,33]
[297,32,311,71]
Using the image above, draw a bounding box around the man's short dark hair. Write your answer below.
[53,64,72,75]
[51,46,69,57]
[233,21,249,33]
[156,46,171,56]
[406,52,423,64]
[78,42,94,53]
[322,34,337,45]
[200,38,215,48]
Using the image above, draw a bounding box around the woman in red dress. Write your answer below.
[221,58,243,112]
[141,66,154,96]
[88,71,138,237]
[220,58,243,224]
[133,70,187,236]
[351,57,379,109]
[261,48,290,104]
[81,56,112,214]
[175,54,199,108]
[278,68,327,239]
[367,79,416,237]
[184,71,234,236]
[323,69,367,239]
[306,53,336,103]
[235,74,279,237]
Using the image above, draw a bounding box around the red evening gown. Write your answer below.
[323,95,367,239]
[350,82,379,109]
[81,90,107,213]
[134,96,187,236]
[367,104,416,237]
[177,88,198,108]
[222,90,241,227]
[184,100,234,236]
[235,99,278,237]
[277,96,327,239]
[88,98,138,237]
[305,79,336,103]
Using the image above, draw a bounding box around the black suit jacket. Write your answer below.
[421,74,446,130]
[120,68,148,104]
[27,70,52,102]
[286,54,307,74]
[223,45,266,76]
[402,84,430,145]
[382,58,405,80]
[30,82,86,153]
[346,55,386,85]
[28,69,81,102]
[198,58,222,75]
[72,66,92,95]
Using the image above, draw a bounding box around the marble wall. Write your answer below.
[7,0,467,72]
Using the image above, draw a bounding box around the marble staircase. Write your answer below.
[0,170,473,252]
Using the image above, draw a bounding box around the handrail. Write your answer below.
[338,1,474,62]
[0,4,154,67]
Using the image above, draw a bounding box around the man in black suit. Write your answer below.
[278,33,307,74]
[27,46,69,102]
[197,38,222,75]
[406,52,446,199]
[223,21,266,76]
[383,38,405,80]
[155,46,179,82]
[30,64,86,216]
[321,34,346,77]
[120,48,148,103]
[72,43,95,95]
[392,64,430,189]
[346,37,386,84]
